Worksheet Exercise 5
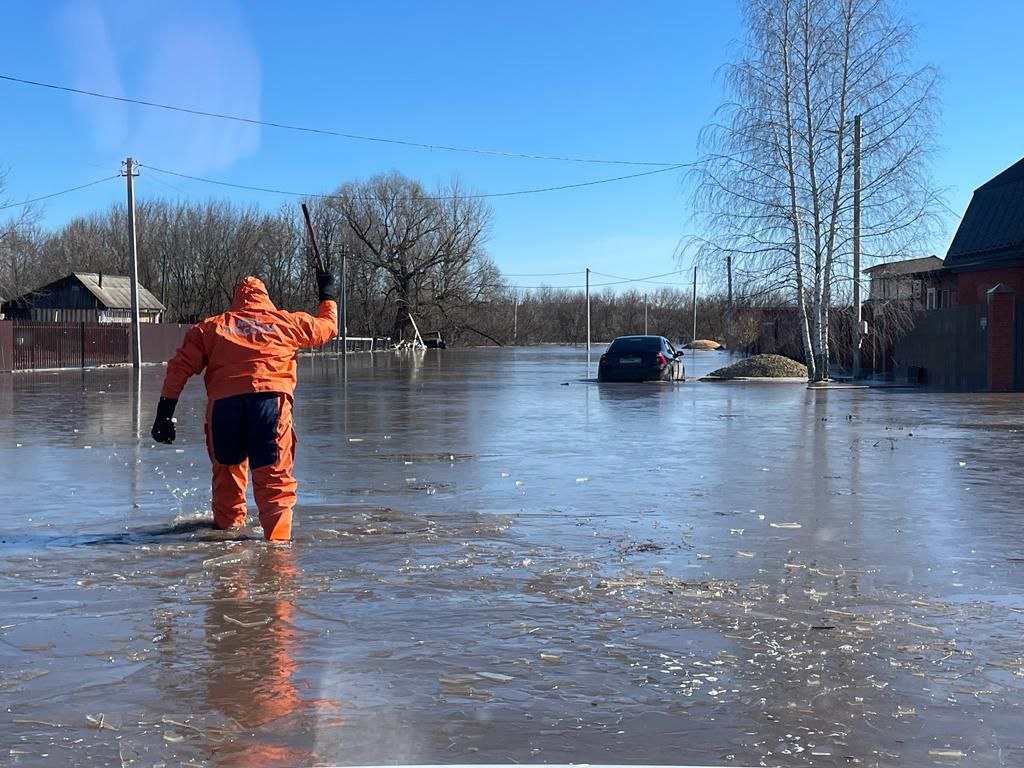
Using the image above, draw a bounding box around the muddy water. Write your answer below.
[1,347,1023,767]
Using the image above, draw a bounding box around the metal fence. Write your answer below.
[140,323,190,363]
[0,321,189,371]
[893,305,988,390]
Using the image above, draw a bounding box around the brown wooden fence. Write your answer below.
[0,321,189,371]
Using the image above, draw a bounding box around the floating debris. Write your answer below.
[202,551,250,568]
[736,551,755,558]
[770,522,802,529]
[86,713,119,731]
[438,676,476,687]
[476,672,514,683]
[928,749,965,760]
[223,614,272,629]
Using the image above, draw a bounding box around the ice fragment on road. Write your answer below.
[476,672,514,683]
[928,749,965,760]
[736,551,755,558]
[770,522,802,529]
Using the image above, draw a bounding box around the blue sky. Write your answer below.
[1,0,1022,292]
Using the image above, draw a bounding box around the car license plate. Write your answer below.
[619,356,641,365]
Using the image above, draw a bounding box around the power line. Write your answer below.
[502,270,584,277]
[139,163,685,200]
[490,269,695,291]
[0,175,120,211]
[0,73,685,168]
[590,268,686,284]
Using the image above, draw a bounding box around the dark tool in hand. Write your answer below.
[301,203,336,302]
[301,203,328,273]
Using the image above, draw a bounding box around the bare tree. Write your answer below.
[328,172,495,342]
[0,167,45,300]
[689,0,940,379]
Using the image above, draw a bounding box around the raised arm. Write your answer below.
[289,300,338,350]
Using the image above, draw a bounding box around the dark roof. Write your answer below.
[945,157,1024,270]
[2,273,165,312]
[863,256,944,276]
[72,273,164,311]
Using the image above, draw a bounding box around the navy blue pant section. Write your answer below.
[210,393,281,469]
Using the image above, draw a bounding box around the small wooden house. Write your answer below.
[1,272,165,323]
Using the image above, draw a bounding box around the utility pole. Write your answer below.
[852,114,862,379]
[644,293,649,335]
[340,244,348,365]
[122,157,141,369]
[513,296,518,343]
[585,267,591,371]
[726,255,733,348]
[691,265,698,344]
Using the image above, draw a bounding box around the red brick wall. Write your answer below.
[987,289,1016,392]
[958,268,1024,305]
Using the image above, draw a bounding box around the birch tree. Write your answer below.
[690,0,940,380]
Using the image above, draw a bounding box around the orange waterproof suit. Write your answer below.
[160,277,337,540]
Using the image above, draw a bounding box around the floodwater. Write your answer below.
[1,346,1023,767]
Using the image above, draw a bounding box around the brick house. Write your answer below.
[944,157,1024,303]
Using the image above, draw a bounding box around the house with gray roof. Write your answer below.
[1,272,165,323]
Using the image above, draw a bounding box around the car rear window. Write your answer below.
[608,337,662,353]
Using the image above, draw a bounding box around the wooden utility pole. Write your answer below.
[852,114,862,379]
[122,157,141,369]
[644,293,649,335]
[513,296,518,343]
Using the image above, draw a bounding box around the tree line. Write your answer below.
[2,169,750,347]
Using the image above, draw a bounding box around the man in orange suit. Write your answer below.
[151,271,337,541]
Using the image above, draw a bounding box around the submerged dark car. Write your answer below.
[598,335,685,382]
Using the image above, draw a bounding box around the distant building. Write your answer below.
[864,255,957,311]
[944,157,1024,304]
[1,272,165,323]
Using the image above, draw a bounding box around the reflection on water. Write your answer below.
[1,347,1023,766]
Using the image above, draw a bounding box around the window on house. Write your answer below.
[913,279,922,300]
[940,289,951,308]
[926,287,937,310]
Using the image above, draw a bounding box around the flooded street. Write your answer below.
[2,346,1023,767]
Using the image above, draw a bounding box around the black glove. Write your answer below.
[316,267,337,302]
[151,397,178,444]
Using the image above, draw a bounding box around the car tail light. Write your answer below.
[599,354,607,364]
[655,352,667,366]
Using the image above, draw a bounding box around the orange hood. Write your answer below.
[230,277,277,312]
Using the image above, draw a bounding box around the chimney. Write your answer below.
[98,271,103,288]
